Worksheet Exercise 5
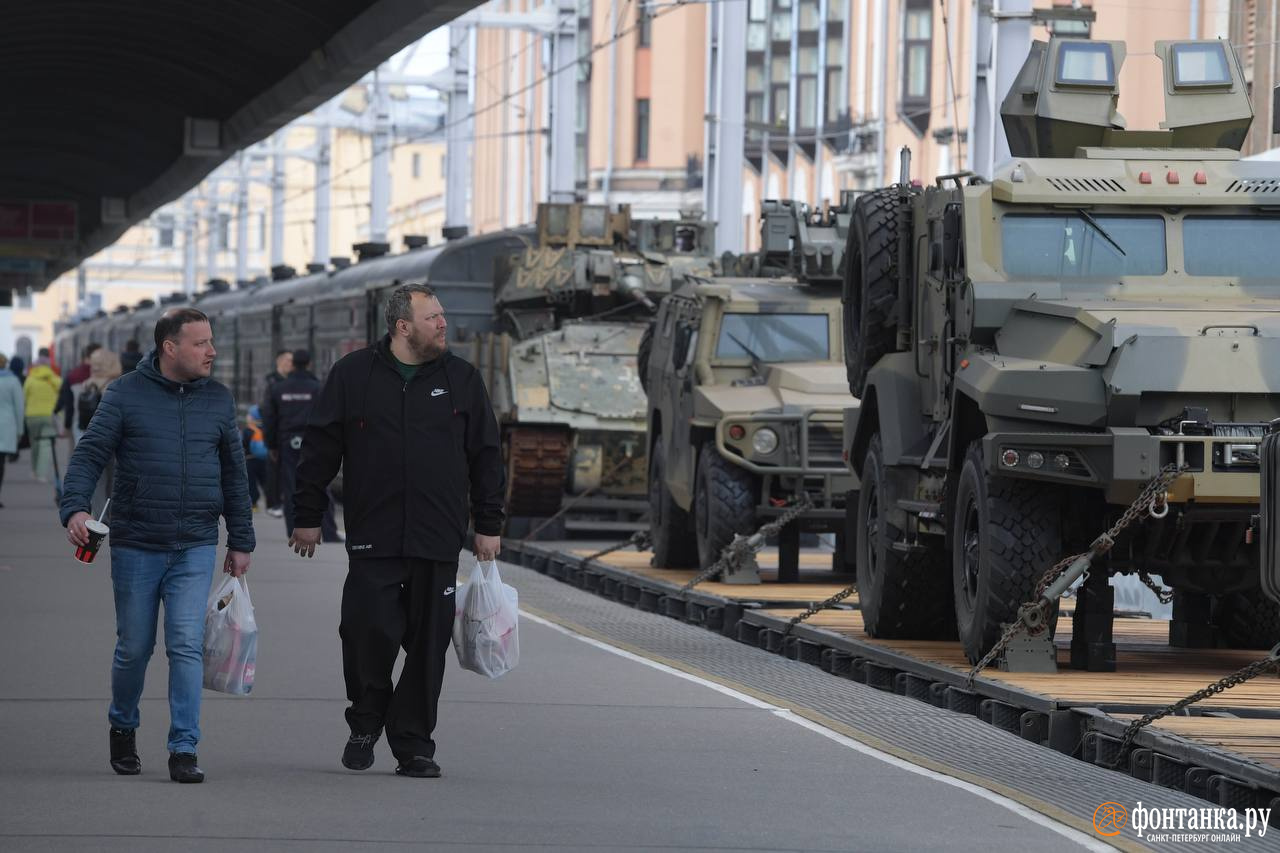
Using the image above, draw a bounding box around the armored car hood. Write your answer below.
[695,362,856,417]
[960,297,1280,427]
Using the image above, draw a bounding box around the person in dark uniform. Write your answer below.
[260,350,292,518]
[262,349,337,541]
[288,283,504,780]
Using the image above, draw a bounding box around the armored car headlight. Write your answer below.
[752,427,779,455]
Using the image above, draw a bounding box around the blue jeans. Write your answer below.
[108,544,217,754]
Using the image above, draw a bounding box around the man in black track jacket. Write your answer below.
[289,282,504,779]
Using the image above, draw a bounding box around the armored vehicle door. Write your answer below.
[919,191,965,422]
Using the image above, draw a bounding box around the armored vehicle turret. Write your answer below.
[476,202,715,528]
[842,38,1280,669]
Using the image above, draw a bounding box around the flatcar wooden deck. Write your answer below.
[504,538,1280,813]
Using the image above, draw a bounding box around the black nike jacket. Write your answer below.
[293,337,505,560]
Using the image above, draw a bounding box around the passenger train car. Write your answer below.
[56,229,533,412]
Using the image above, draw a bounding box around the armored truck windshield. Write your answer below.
[1001,214,1166,278]
[1183,216,1280,277]
[714,313,830,362]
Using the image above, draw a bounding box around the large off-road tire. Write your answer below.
[1216,593,1280,650]
[648,440,698,568]
[843,188,902,397]
[856,434,954,639]
[694,442,759,570]
[637,323,655,395]
[952,442,1063,663]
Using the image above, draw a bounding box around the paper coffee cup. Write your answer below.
[75,520,109,564]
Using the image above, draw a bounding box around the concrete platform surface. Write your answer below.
[0,465,1099,852]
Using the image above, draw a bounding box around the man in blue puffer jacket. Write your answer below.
[59,307,255,784]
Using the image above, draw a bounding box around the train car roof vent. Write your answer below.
[404,235,430,250]
[160,291,188,305]
[330,256,352,269]
[203,278,231,293]
[353,241,391,261]
[442,226,469,242]
[134,299,156,310]
[113,305,130,314]
[305,262,326,274]
[270,264,296,281]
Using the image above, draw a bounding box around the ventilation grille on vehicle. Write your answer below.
[1226,179,1280,193]
[806,423,845,468]
[1046,177,1126,193]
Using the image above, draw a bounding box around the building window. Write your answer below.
[635,98,650,162]
[156,214,175,248]
[637,3,651,47]
[412,152,421,178]
[900,0,933,136]
[217,212,231,251]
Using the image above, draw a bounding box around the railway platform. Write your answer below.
[0,464,1117,852]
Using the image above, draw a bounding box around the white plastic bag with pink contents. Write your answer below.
[203,575,258,695]
[452,560,520,678]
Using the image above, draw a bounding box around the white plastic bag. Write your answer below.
[452,560,520,678]
[203,575,258,695]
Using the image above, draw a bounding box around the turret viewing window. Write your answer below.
[1171,43,1232,87]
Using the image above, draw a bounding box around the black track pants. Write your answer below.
[340,557,457,760]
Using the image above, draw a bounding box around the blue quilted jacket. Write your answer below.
[59,351,255,553]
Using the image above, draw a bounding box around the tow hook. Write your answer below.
[1149,492,1169,519]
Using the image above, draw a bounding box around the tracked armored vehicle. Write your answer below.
[473,202,715,531]
[842,38,1280,669]
[645,199,858,577]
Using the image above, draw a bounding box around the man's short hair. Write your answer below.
[154,308,210,352]
[125,339,140,353]
[291,348,311,370]
[276,349,290,358]
[38,347,50,358]
[83,343,102,360]
[384,283,437,335]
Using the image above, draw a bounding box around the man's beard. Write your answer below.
[407,327,447,362]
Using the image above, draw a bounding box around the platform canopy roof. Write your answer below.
[0,0,476,293]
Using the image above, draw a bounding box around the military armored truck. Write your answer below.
[645,200,858,574]
[472,202,715,528]
[841,38,1280,667]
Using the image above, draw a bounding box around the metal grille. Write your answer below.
[806,422,844,468]
[1046,177,1126,193]
[1226,179,1280,193]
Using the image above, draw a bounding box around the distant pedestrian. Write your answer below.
[290,283,505,779]
[9,355,26,384]
[0,354,24,508]
[23,348,60,483]
[242,405,269,510]
[60,307,255,784]
[261,349,292,518]
[119,339,142,374]
[262,348,338,540]
[82,348,122,514]
[55,343,100,446]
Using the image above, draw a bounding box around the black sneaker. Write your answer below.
[394,756,442,778]
[109,728,140,776]
[168,752,204,783]
[341,729,381,771]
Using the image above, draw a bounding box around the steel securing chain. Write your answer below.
[781,580,858,638]
[964,463,1185,688]
[679,494,814,592]
[1137,569,1175,605]
[521,455,634,543]
[1106,644,1280,771]
[577,530,653,570]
